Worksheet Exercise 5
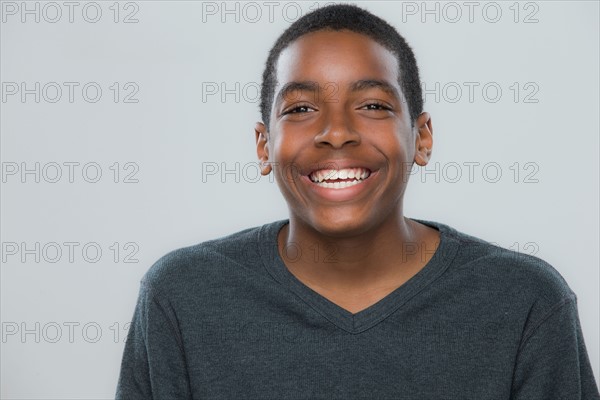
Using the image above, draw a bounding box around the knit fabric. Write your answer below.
[116,218,600,399]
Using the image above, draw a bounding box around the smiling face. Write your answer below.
[255,29,433,238]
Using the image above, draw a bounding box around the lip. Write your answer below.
[301,168,379,203]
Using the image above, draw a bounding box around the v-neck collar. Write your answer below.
[258,218,461,334]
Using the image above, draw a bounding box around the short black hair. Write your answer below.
[259,3,423,132]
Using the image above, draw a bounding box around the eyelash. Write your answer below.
[283,104,314,115]
[362,102,392,111]
[282,102,392,115]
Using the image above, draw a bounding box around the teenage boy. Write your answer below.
[116,4,600,399]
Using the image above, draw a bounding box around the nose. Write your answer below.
[314,109,361,149]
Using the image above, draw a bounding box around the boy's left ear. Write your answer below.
[413,112,433,166]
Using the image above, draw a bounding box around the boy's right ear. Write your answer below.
[254,122,272,175]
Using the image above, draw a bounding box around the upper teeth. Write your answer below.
[309,168,370,183]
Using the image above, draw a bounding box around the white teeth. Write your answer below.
[323,169,336,181]
[309,167,371,183]
[314,179,364,189]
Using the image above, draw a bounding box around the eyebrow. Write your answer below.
[274,79,401,108]
[349,79,400,100]
[275,81,320,107]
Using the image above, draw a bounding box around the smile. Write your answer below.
[309,167,371,189]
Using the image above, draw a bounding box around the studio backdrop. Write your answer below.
[1,1,599,398]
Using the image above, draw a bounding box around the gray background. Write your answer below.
[1,0,598,398]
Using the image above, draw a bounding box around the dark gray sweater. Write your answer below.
[116,218,600,399]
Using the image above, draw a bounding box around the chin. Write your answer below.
[305,210,377,238]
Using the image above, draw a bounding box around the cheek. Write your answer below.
[271,135,306,189]
[271,129,307,160]
[370,131,415,174]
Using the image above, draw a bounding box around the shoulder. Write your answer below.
[426,219,576,305]
[139,220,284,297]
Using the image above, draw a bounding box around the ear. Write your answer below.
[413,112,433,167]
[255,122,272,175]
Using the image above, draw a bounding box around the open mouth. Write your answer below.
[308,167,372,189]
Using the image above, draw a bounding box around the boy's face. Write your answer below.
[255,29,432,237]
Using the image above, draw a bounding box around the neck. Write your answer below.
[278,209,439,293]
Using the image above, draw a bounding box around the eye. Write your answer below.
[282,104,316,115]
[362,102,392,111]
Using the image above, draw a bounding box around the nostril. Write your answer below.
[314,126,360,148]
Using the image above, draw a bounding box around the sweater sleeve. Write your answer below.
[115,280,193,400]
[510,295,600,399]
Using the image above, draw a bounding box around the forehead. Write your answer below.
[275,29,400,91]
